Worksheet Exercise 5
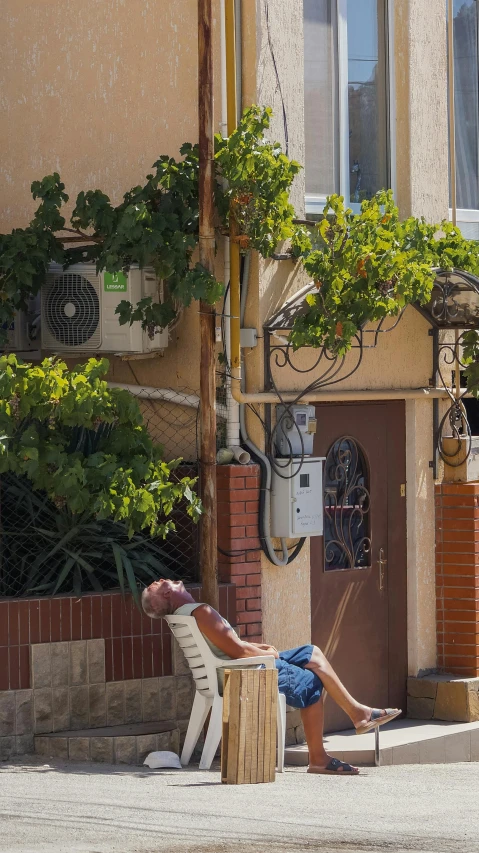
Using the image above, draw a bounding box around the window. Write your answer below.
[323,437,371,570]
[304,0,392,213]
[450,0,479,231]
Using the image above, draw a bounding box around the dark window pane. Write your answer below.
[347,0,389,203]
[453,0,479,210]
[324,437,371,571]
[304,0,339,194]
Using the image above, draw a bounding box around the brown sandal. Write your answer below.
[355,708,401,735]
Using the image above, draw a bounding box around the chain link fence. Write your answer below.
[0,384,231,598]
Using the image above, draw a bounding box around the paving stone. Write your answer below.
[31,645,52,689]
[87,640,105,684]
[286,708,302,729]
[0,692,15,736]
[172,638,190,676]
[407,696,435,720]
[114,736,137,764]
[35,736,68,759]
[285,727,296,747]
[471,728,479,761]
[445,731,471,763]
[419,736,446,764]
[175,676,194,718]
[407,677,438,700]
[0,736,15,760]
[106,683,125,726]
[70,685,89,730]
[468,685,479,722]
[90,737,114,764]
[15,690,33,736]
[159,676,176,722]
[51,643,70,688]
[124,680,142,724]
[157,731,175,753]
[142,678,160,722]
[52,688,70,733]
[391,742,420,764]
[47,738,69,759]
[137,733,158,764]
[434,681,469,722]
[68,737,91,762]
[15,734,34,755]
[169,728,180,756]
[33,688,52,734]
[89,684,106,729]
[70,641,88,686]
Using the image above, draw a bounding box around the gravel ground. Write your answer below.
[0,757,478,853]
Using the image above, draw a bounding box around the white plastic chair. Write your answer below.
[165,614,286,772]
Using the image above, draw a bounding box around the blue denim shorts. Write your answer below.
[275,645,323,709]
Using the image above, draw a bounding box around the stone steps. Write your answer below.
[34,721,180,765]
[285,718,479,767]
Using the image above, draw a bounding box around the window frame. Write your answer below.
[305,0,396,215]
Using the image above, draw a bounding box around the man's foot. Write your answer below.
[308,756,359,776]
[355,707,401,735]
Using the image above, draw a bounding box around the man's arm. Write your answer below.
[194,605,279,659]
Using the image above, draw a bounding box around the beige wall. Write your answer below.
[394,0,449,222]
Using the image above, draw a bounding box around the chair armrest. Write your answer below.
[215,655,276,669]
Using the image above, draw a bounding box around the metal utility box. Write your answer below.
[271,457,325,538]
[275,404,317,457]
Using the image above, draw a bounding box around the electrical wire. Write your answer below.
[264,0,289,156]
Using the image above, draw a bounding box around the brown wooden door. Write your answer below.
[311,401,407,733]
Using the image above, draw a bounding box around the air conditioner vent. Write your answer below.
[44,273,101,348]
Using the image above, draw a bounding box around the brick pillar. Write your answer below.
[216,464,263,642]
[436,483,479,677]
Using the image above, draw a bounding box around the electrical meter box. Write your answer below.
[275,404,317,457]
[271,457,325,538]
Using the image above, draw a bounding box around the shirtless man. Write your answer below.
[142,579,401,775]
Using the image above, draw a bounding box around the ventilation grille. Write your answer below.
[43,273,101,349]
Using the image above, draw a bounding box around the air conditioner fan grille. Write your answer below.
[45,274,100,347]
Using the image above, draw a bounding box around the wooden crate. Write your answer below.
[221,668,278,785]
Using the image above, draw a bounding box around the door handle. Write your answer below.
[378,547,387,591]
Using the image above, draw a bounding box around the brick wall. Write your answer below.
[0,583,236,692]
[217,464,263,643]
[436,482,479,677]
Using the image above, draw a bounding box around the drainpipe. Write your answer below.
[221,0,240,447]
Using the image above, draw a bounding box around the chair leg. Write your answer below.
[199,695,223,771]
[181,691,211,767]
[277,692,286,773]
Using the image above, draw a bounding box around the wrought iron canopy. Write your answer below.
[416,268,479,330]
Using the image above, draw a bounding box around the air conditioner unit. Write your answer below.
[41,264,169,354]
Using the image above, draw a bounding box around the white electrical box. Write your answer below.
[271,457,325,538]
[275,404,317,457]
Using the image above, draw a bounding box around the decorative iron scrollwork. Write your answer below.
[436,331,473,467]
[323,437,371,571]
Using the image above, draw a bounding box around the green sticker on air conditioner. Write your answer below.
[104,272,128,292]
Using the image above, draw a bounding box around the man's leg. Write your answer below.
[300,696,358,773]
[305,646,388,729]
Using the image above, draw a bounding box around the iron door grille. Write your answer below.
[42,271,102,350]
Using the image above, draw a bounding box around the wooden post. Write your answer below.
[198,0,219,610]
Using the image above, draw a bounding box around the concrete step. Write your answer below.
[285,718,479,767]
[34,721,180,765]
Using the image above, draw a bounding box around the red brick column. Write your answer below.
[436,482,479,677]
[216,464,262,642]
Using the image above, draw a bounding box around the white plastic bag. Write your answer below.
[143,751,182,769]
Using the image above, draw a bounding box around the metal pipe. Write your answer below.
[198,0,219,610]
[231,384,450,404]
[225,0,241,383]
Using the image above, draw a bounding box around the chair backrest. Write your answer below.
[165,614,223,698]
